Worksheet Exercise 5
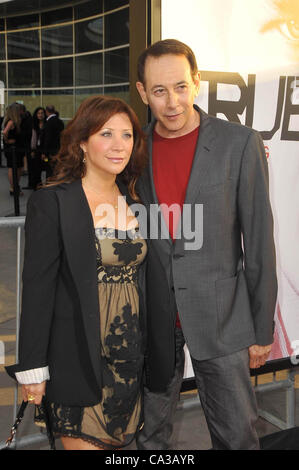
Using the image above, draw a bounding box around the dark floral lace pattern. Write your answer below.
[101,303,143,439]
[112,239,143,265]
[34,228,146,448]
[97,264,139,284]
[48,403,83,434]
[35,401,83,436]
[95,227,144,284]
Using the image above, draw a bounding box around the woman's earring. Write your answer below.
[82,152,87,163]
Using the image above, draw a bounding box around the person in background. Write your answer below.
[6,96,148,451]
[42,105,64,179]
[135,39,277,450]
[19,104,33,190]
[31,107,46,190]
[2,103,24,196]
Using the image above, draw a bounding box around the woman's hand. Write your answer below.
[22,382,46,405]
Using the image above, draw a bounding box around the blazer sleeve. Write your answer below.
[237,130,277,345]
[6,189,62,379]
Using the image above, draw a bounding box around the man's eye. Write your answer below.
[154,89,165,95]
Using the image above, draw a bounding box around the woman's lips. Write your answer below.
[107,157,124,163]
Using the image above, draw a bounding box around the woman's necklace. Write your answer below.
[82,181,119,209]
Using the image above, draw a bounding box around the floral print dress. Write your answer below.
[35,227,147,449]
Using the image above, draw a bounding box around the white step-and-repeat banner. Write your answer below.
[160,0,299,377]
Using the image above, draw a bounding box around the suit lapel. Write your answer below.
[174,108,217,256]
[56,179,101,384]
[183,107,217,204]
[143,108,217,255]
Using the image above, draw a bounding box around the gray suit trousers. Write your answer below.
[137,328,260,450]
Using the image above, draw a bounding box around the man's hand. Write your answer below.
[249,344,272,369]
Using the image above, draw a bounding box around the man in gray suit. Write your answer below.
[135,39,277,450]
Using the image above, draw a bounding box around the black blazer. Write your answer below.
[6,179,147,407]
[43,115,64,157]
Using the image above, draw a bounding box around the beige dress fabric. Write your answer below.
[35,227,147,449]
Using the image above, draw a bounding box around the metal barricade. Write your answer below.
[178,369,298,430]
[254,369,298,430]
[0,216,48,450]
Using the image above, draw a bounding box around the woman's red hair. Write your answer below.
[47,95,147,200]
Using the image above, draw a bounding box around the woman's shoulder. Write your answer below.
[27,180,82,223]
[36,179,79,193]
[29,180,80,204]
[25,187,60,227]
[27,185,60,211]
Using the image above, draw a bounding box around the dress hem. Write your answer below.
[54,431,135,450]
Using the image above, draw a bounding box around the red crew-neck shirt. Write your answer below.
[152,126,199,327]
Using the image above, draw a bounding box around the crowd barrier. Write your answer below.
[0,216,48,449]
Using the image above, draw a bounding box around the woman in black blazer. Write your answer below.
[6,96,148,450]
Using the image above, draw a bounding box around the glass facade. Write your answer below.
[0,0,130,121]
[75,17,103,53]
[42,25,73,57]
[75,53,103,86]
[6,14,39,30]
[7,30,40,59]
[0,34,5,60]
[8,60,41,87]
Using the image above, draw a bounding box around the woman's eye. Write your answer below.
[123,133,133,139]
[261,1,299,43]
[101,131,112,137]
[280,19,299,41]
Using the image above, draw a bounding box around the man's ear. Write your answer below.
[136,81,149,105]
[193,71,201,95]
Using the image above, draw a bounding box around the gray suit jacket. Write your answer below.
[137,105,277,391]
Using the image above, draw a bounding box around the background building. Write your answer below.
[0,0,132,122]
